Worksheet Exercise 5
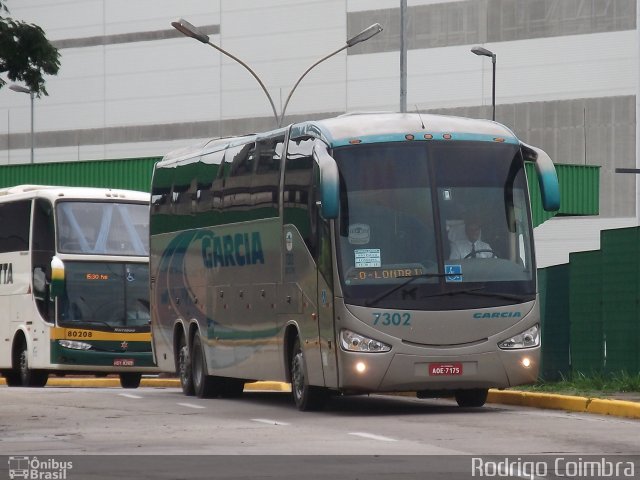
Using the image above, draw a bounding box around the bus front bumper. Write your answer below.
[337,347,540,393]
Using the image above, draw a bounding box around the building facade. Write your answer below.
[0,0,637,267]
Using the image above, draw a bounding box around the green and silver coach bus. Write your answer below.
[0,186,157,389]
[150,113,559,410]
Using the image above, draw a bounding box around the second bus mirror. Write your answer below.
[313,144,339,219]
[32,268,47,300]
[50,256,66,298]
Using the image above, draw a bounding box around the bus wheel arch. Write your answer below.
[283,325,300,384]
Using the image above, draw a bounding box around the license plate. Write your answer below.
[429,363,463,376]
[114,359,135,367]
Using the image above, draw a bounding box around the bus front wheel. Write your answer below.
[18,343,48,387]
[119,373,142,389]
[290,338,328,411]
[455,388,488,407]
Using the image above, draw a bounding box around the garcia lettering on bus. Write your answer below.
[0,263,13,284]
[473,311,522,319]
[202,232,265,268]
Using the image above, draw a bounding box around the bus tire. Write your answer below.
[221,378,245,398]
[119,373,142,389]
[18,342,48,387]
[455,388,488,407]
[290,337,328,411]
[178,335,195,396]
[191,334,221,398]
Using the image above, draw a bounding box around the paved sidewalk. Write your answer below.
[1,377,639,420]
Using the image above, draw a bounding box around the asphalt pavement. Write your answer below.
[1,376,639,420]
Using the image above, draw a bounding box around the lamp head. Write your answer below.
[471,46,496,60]
[346,23,383,47]
[171,18,209,44]
[9,84,31,94]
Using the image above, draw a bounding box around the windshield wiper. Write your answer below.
[364,273,448,307]
[422,287,532,302]
[67,320,113,329]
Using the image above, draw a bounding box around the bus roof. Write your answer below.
[0,185,150,203]
[158,112,519,167]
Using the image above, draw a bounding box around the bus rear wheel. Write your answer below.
[18,343,48,387]
[191,334,222,398]
[119,373,142,389]
[455,388,488,407]
[290,338,328,411]
[178,335,195,396]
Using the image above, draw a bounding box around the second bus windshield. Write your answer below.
[334,140,535,310]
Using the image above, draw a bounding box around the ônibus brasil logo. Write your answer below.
[8,456,72,480]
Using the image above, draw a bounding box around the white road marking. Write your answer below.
[118,393,142,399]
[349,432,398,442]
[177,402,206,409]
[251,418,290,426]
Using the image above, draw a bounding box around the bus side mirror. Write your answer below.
[33,267,47,300]
[313,143,339,219]
[50,256,65,298]
[521,143,560,212]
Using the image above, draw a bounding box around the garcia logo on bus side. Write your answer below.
[473,311,522,319]
[0,263,13,284]
[202,231,265,268]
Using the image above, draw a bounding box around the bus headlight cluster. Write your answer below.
[340,329,391,353]
[498,324,540,350]
[58,340,92,351]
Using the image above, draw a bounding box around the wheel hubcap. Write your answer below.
[292,352,304,400]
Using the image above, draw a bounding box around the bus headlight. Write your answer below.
[340,329,391,353]
[498,324,540,350]
[58,340,92,351]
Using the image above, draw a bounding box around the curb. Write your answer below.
[487,390,640,420]
[0,376,290,391]
[2,377,638,419]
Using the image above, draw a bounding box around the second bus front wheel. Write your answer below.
[290,338,328,411]
[119,373,142,389]
[18,342,48,387]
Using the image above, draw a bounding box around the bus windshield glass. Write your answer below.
[334,141,535,310]
[56,201,149,256]
[57,262,150,330]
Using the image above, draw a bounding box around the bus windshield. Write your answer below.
[56,201,149,256]
[334,141,535,310]
[58,262,150,330]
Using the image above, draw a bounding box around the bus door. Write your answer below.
[283,137,338,388]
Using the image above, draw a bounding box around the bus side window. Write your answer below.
[0,200,31,253]
[196,150,223,218]
[212,150,232,219]
[253,133,284,219]
[284,137,317,257]
[223,142,255,223]
[31,198,55,323]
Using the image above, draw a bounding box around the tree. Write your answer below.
[0,0,60,97]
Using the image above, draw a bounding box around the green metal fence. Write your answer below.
[0,157,160,192]
[541,227,640,379]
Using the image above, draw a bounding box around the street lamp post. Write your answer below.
[279,23,382,127]
[9,84,34,163]
[172,18,383,128]
[471,46,496,121]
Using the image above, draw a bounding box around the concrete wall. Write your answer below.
[0,0,637,266]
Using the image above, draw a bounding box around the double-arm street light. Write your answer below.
[471,46,496,121]
[171,19,383,128]
[9,84,35,163]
